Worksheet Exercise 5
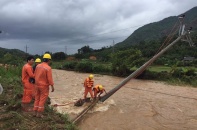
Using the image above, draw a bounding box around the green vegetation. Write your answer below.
[56,60,112,75]
[148,66,172,72]
[0,66,78,130]
[110,48,144,76]
[148,66,197,72]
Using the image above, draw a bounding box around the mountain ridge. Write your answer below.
[116,6,197,47]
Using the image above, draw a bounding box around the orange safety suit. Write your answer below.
[33,62,54,112]
[22,63,35,103]
[84,77,94,98]
[93,85,105,97]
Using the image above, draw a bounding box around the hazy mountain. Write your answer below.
[0,47,27,59]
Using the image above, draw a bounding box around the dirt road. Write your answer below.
[49,69,197,130]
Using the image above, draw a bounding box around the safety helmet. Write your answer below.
[89,74,94,79]
[43,53,51,59]
[35,58,41,63]
[98,85,103,90]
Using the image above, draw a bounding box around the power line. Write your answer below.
[63,24,143,43]
[84,35,128,42]
[86,25,142,38]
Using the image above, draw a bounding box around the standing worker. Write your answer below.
[29,58,41,84]
[33,53,54,118]
[21,56,35,112]
[30,58,42,98]
[33,58,41,72]
[93,85,107,99]
[84,74,94,100]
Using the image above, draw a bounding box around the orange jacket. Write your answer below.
[22,63,34,84]
[34,62,54,86]
[84,77,94,87]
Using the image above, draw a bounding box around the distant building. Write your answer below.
[66,56,75,61]
[89,56,97,60]
[182,56,195,66]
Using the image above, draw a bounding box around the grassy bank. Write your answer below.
[52,61,197,87]
[0,66,78,130]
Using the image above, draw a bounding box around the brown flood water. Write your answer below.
[50,69,197,130]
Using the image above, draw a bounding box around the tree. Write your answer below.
[2,52,23,65]
[111,48,145,76]
[52,52,66,61]
[78,45,92,54]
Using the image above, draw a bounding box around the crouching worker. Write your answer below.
[93,85,107,99]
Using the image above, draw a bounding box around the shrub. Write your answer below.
[172,68,183,78]
[62,61,78,70]
[75,61,93,73]
[92,64,111,74]
[112,64,131,77]
[185,69,196,76]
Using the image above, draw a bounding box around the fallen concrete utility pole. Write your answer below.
[71,98,99,124]
[71,16,194,124]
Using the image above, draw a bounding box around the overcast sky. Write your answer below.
[0,0,196,55]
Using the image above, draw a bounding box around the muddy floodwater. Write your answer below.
[49,69,197,130]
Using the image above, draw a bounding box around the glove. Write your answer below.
[29,78,35,84]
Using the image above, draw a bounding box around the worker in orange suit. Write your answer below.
[21,56,35,112]
[33,58,41,72]
[93,85,107,99]
[33,53,54,118]
[29,58,42,84]
[29,58,42,99]
[84,74,94,100]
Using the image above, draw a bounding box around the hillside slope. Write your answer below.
[116,6,197,47]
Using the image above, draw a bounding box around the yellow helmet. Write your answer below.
[98,85,103,90]
[35,58,41,63]
[89,74,94,79]
[43,53,51,59]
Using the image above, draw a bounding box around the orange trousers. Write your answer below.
[33,85,49,112]
[22,83,34,103]
[84,87,94,98]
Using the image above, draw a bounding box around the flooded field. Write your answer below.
[50,69,197,130]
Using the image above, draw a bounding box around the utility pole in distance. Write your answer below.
[65,46,67,55]
[112,40,115,53]
[25,45,29,56]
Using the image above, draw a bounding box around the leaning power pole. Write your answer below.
[100,15,195,102]
[71,15,195,124]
